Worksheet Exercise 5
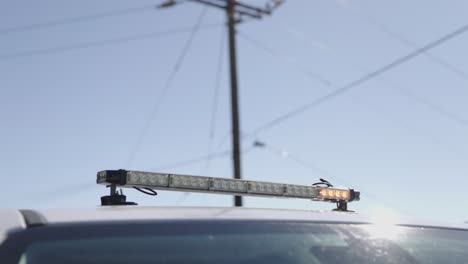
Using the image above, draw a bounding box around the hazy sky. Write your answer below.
[1,0,467,223]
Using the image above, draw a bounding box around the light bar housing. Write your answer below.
[97,170,360,203]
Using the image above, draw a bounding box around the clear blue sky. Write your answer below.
[1,0,467,223]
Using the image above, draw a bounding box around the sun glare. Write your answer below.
[363,208,406,240]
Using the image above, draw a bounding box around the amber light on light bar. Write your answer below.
[318,188,350,201]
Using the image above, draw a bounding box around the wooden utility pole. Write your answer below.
[159,0,283,206]
[226,0,243,206]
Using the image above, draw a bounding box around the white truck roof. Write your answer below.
[37,206,369,223]
[1,206,467,244]
[0,206,361,242]
[0,209,26,243]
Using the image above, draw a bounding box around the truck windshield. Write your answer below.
[2,220,468,264]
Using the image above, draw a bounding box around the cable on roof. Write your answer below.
[134,187,158,196]
[312,178,334,188]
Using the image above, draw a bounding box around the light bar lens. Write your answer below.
[285,184,316,198]
[211,178,247,193]
[318,188,350,201]
[248,181,284,195]
[97,171,107,183]
[169,175,210,190]
[127,171,169,187]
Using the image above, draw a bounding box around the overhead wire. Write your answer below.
[342,4,468,83]
[390,84,468,126]
[263,25,468,154]
[0,23,221,61]
[204,26,226,171]
[126,7,209,167]
[22,182,96,205]
[244,21,468,135]
[235,31,468,157]
[150,150,231,171]
[208,26,334,148]
[148,143,255,172]
[0,4,158,35]
[238,32,333,88]
[209,26,226,142]
[252,140,353,187]
[215,131,231,149]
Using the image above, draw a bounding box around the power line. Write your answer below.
[20,182,96,205]
[209,27,226,140]
[0,23,221,61]
[390,83,468,127]
[146,145,254,172]
[205,26,226,170]
[266,25,468,129]
[370,17,468,82]
[268,26,468,157]
[126,8,209,167]
[248,22,468,135]
[238,31,333,88]
[252,140,352,186]
[237,31,468,158]
[0,4,157,35]
[150,150,230,171]
[344,4,468,83]
[214,31,333,150]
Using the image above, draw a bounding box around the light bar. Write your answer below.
[97,170,360,203]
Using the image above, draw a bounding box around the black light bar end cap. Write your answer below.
[350,189,360,202]
[97,169,128,185]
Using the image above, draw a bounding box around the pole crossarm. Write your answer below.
[190,0,271,19]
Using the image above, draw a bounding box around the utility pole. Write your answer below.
[226,0,243,207]
[158,0,283,207]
